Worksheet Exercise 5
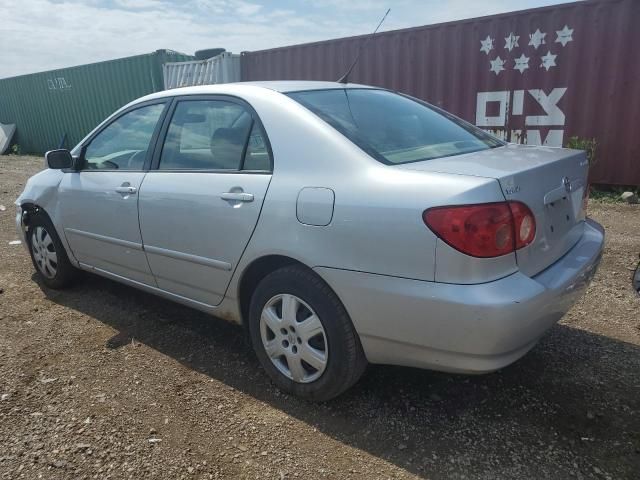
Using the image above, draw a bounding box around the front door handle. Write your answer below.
[115,186,137,194]
[221,192,254,202]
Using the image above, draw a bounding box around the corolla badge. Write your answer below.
[502,176,522,196]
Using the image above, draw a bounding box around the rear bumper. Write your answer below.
[315,219,604,373]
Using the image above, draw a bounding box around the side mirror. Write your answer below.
[45,149,74,169]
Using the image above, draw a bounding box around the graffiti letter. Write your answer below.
[526,88,567,126]
[476,91,509,127]
[525,129,564,147]
[511,90,525,115]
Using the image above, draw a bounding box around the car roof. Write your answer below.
[124,81,379,113]
[236,81,374,92]
[154,80,374,97]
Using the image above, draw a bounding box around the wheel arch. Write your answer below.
[19,201,77,265]
[19,202,56,236]
[237,254,305,328]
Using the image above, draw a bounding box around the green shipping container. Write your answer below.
[0,49,193,154]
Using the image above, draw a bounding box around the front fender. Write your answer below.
[15,168,76,264]
[15,168,64,209]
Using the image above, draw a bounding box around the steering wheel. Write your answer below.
[127,150,146,168]
[100,160,119,169]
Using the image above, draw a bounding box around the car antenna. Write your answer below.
[337,8,390,84]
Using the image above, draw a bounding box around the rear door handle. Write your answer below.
[221,192,254,202]
[115,186,137,194]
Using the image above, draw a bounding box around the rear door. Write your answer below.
[58,101,167,285]
[138,96,272,306]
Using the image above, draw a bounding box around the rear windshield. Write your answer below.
[287,89,503,164]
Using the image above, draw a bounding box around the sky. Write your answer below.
[0,0,574,79]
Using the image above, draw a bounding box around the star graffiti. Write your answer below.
[514,53,530,73]
[555,25,574,47]
[504,32,519,51]
[490,56,506,75]
[480,35,494,55]
[540,50,557,71]
[481,25,572,74]
[528,29,547,49]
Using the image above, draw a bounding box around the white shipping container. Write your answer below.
[163,52,241,89]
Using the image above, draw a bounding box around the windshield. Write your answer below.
[287,88,504,165]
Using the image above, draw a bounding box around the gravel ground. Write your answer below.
[1,155,639,480]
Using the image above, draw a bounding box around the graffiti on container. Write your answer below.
[476,25,574,146]
[47,77,72,90]
[486,47,561,75]
[479,25,573,74]
[476,88,567,146]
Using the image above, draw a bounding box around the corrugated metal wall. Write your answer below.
[0,49,192,154]
[163,52,241,89]
[242,0,640,186]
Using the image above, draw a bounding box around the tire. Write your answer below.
[248,265,367,401]
[27,211,78,289]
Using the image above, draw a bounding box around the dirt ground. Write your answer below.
[1,155,639,480]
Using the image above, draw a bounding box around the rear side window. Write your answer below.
[287,89,503,165]
[159,99,270,171]
[242,123,270,171]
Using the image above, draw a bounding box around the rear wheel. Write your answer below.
[249,265,367,401]
[27,212,78,289]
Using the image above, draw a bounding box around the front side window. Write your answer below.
[83,103,165,170]
[160,100,269,171]
[287,89,503,164]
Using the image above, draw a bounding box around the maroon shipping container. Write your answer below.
[241,0,640,186]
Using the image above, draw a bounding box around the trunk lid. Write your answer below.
[397,144,589,277]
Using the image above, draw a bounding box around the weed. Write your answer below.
[565,136,597,167]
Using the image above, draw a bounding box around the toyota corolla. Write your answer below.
[15,82,604,400]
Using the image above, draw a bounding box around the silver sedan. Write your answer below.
[15,81,604,400]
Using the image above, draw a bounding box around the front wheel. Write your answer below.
[249,265,367,401]
[27,212,78,289]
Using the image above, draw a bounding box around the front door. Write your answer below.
[138,97,272,306]
[59,101,167,285]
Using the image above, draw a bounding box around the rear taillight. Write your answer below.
[509,201,536,249]
[423,201,536,258]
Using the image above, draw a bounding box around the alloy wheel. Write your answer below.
[259,293,328,383]
[31,226,57,279]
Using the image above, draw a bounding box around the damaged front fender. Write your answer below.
[14,167,73,259]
